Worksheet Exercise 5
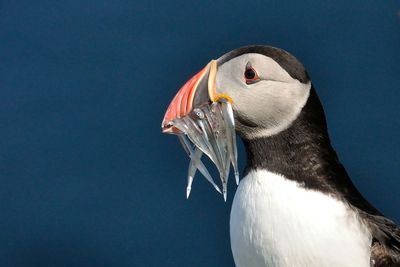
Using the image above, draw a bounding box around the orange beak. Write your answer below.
[161,60,219,134]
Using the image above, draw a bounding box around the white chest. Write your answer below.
[230,170,372,267]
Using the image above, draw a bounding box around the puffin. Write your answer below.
[161,45,400,267]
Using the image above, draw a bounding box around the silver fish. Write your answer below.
[169,100,239,201]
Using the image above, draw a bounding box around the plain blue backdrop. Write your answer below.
[1,1,399,266]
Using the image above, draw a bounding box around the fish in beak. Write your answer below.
[161,60,239,201]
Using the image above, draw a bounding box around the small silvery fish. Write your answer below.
[166,100,239,201]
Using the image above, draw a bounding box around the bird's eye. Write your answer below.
[244,66,260,84]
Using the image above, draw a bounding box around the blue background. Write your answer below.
[1,1,399,266]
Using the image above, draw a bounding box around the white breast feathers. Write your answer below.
[230,169,372,267]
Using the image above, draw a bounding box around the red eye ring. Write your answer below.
[244,66,260,84]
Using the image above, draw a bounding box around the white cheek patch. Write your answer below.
[238,81,311,138]
[216,54,311,139]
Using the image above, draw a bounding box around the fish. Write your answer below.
[164,100,239,201]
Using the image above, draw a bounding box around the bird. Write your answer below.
[161,45,400,267]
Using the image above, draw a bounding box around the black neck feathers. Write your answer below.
[242,86,380,215]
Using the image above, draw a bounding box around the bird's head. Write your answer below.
[162,45,311,140]
[161,45,316,199]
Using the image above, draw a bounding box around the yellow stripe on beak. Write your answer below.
[208,60,233,104]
